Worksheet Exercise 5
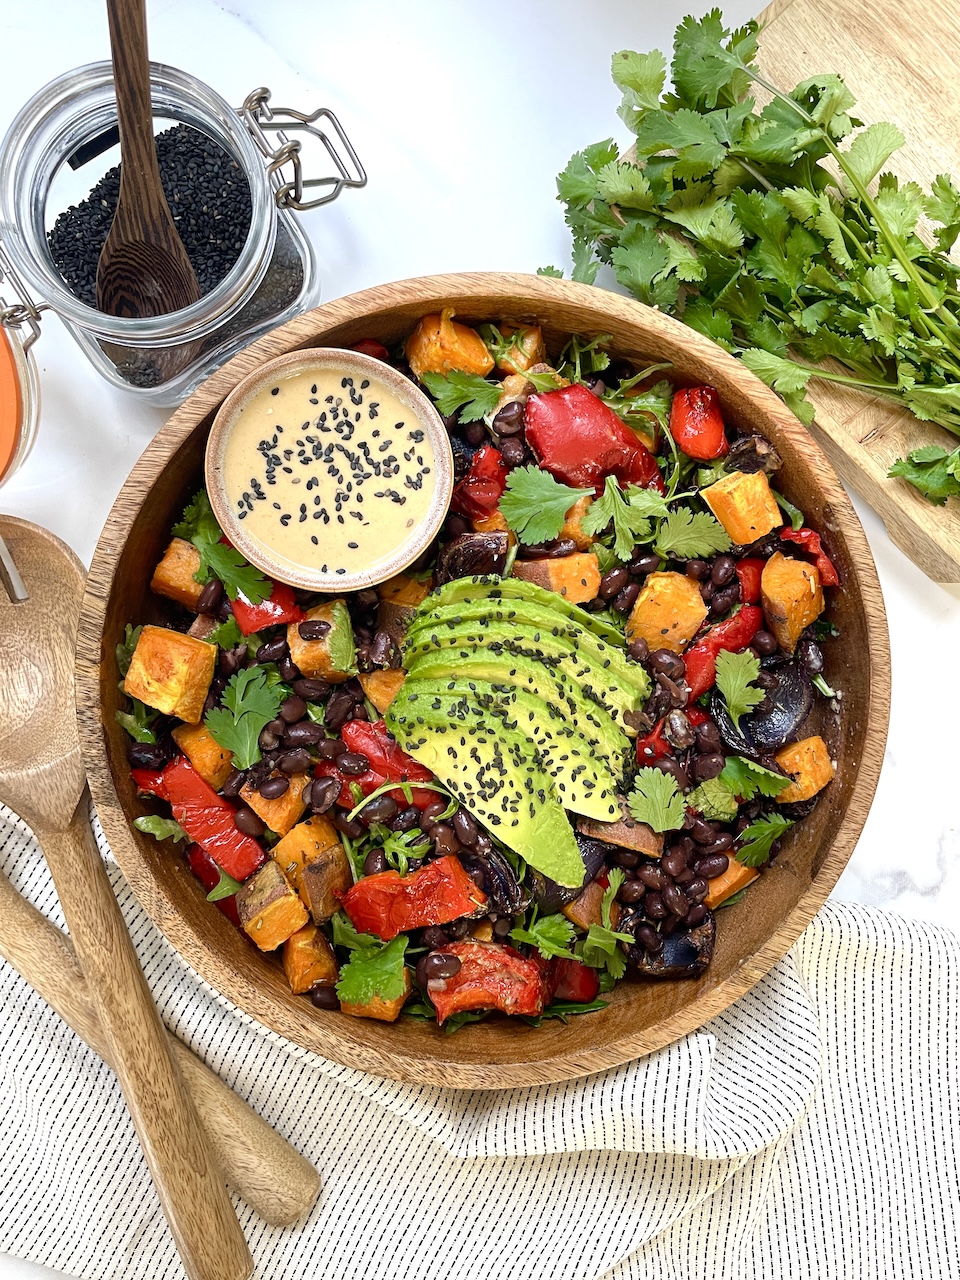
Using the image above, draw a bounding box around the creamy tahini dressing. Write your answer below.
[222,365,437,578]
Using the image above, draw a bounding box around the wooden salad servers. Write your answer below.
[95,0,200,318]
[0,516,307,1278]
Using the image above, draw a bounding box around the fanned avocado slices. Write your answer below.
[387,684,585,887]
[425,575,626,645]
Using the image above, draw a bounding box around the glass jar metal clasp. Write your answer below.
[0,241,45,351]
[240,87,367,211]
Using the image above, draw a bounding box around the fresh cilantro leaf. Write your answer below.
[206,615,244,650]
[654,507,731,559]
[627,767,685,833]
[335,935,409,1005]
[498,466,593,546]
[580,476,664,559]
[571,236,601,285]
[736,814,795,867]
[812,673,837,698]
[537,265,565,278]
[173,490,270,604]
[133,815,189,844]
[773,489,805,531]
[204,666,284,769]
[925,173,960,252]
[687,777,739,822]
[556,150,601,208]
[601,868,625,929]
[420,370,501,423]
[889,445,960,505]
[116,623,142,677]
[206,866,243,901]
[579,874,633,980]
[331,911,381,954]
[116,699,159,744]
[718,755,792,800]
[714,649,765,728]
[596,160,656,210]
[611,48,667,113]
[511,912,577,960]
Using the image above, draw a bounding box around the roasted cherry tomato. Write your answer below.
[351,338,391,361]
[550,958,600,1003]
[669,386,729,460]
[449,443,509,520]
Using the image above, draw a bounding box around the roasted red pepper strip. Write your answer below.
[781,527,840,587]
[449,443,509,520]
[131,757,266,881]
[351,338,390,361]
[231,579,303,636]
[427,941,547,1022]
[550,957,600,1003]
[340,855,487,941]
[682,605,765,701]
[669,386,729,460]
[734,557,765,605]
[315,719,437,810]
[525,383,665,494]
[185,844,242,928]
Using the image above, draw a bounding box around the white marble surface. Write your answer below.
[1,1,958,1277]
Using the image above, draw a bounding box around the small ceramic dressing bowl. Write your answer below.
[205,347,453,591]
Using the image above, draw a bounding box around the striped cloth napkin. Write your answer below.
[1,802,958,1280]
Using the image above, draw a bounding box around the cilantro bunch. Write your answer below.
[549,10,960,505]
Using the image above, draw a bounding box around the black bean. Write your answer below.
[711,554,736,586]
[463,422,487,446]
[711,585,739,615]
[661,850,687,879]
[519,538,578,560]
[332,809,364,838]
[279,656,302,682]
[445,514,471,538]
[599,567,629,599]
[309,984,340,1009]
[694,721,722,754]
[126,741,166,770]
[493,916,512,938]
[279,695,307,723]
[644,892,668,919]
[700,580,716,603]
[614,848,641,869]
[363,849,388,876]
[258,727,280,752]
[751,629,778,656]
[362,794,399,824]
[695,853,730,880]
[684,876,709,902]
[700,833,734,855]
[324,688,356,732]
[218,597,234,622]
[218,648,240,677]
[797,638,824,674]
[653,756,688,792]
[256,635,288,664]
[691,752,725,782]
[369,630,395,667]
[629,552,662,578]
[674,867,696,886]
[258,775,289,799]
[421,799,448,824]
[293,677,331,701]
[663,884,688,916]
[664,710,696,750]
[392,805,422,832]
[277,748,311,775]
[426,952,463,980]
[309,776,339,814]
[627,636,649,663]
[338,752,369,776]
[612,582,641,614]
[219,768,246,798]
[196,578,224,615]
[492,400,525,435]
[689,818,718,844]
[685,904,709,928]
[429,823,460,856]
[420,926,450,949]
[298,619,332,642]
[234,806,265,837]
[649,649,686,680]
[499,436,527,466]
[356,588,379,610]
[617,879,646,904]
[685,558,710,581]
[637,863,668,890]
[315,735,345,759]
[447,918,470,940]
[635,924,664,954]
[452,808,479,847]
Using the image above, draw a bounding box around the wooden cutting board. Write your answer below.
[757,0,960,581]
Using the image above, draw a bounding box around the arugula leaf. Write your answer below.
[714,649,765,728]
[736,814,795,867]
[133,815,189,844]
[511,912,577,961]
[204,666,284,769]
[522,996,609,1026]
[420,371,501,423]
[773,489,805,531]
[716,887,749,909]
[173,490,270,604]
[581,476,668,559]
[116,699,159,744]
[116,624,142,677]
[627,767,686,833]
[718,755,792,800]
[556,332,613,383]
[206,866,243,901]
[499,466,593,545]
[578,872,633,979]
[335,935,409,1006]
[653,507,732,559]
[686,777,739,822]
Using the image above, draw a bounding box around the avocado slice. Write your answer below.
[399,677,619,822]
[425,575,625,646]
[403,642,631,766]
[387,685,585,887]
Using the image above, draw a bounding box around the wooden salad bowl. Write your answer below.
[76,273,890,1088]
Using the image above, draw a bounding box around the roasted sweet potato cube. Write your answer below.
[495,324,547,374]
[378,573,432,608]
[240,772,309,836]
[469,919,495,942]
[150,538,204,610]
[562,880,621,931]
[282,924,339,994]
[761,552,824,653]
[270,814,352,922]
[512,552,601,603]
[774,735,835,804]
[339,967,412,1022]
[560,495,595,551]
[236,860,308,952]
[702,469,781,546]
[359,668,406,714]
[123,625,216,724]
[471,509,510,535]
[704,859,758,909]
[404,308,494,379]
[286,599,356,682]
[171,722,234,790]
[577,799,663,857]
[625,572,708,654]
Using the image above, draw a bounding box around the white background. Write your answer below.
[1,1,958,1276]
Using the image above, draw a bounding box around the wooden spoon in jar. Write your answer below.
[96,0,201,318]
[0,517,251,1280]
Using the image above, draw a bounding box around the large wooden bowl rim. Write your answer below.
[76,272,890,1089]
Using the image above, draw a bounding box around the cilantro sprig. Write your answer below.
[204,666,284,769]
[578,870,633,979]
[653,507,732,559]
[714,649,765,729]
[420,370,502,422]
[173,490,270,604]
[499,467,593,545]
[552,10,960,505]
[736,814,795,868]
[511,911,577,961]
[717,755,792,800]
[335,935,409,1006]
[581,476,669,559]
[627,767,686,833]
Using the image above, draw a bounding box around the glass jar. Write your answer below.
[0,260,41,487]
[0,64,365,407]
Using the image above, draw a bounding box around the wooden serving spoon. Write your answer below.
[95,0,201,318]
[0,516,251,1280]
